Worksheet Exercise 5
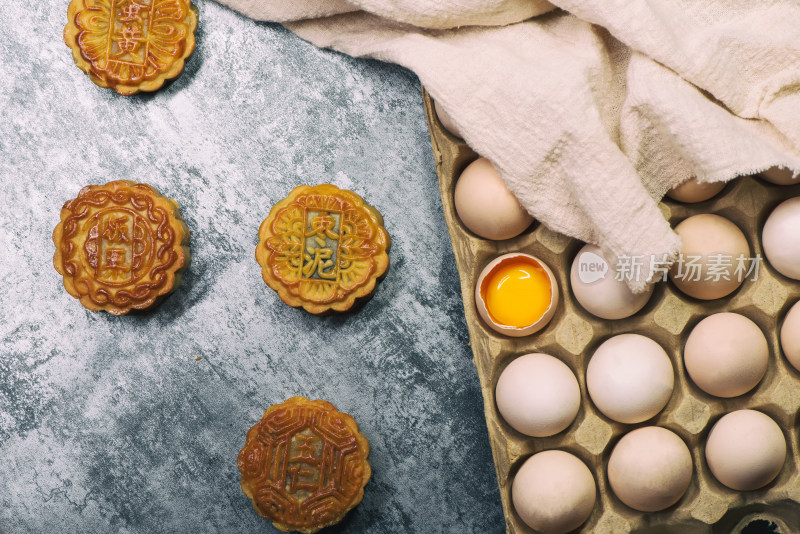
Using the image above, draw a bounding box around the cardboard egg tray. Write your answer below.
[421,90,800,533]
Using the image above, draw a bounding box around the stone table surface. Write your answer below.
[0,1,504,533]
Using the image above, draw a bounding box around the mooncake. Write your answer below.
[238,397,371,534]
[53,180,190,315]
[64,0,198,95]
[256,184,390,314]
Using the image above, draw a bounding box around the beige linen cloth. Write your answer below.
[217,0,800,290]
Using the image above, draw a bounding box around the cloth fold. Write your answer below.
[216,0,800,290]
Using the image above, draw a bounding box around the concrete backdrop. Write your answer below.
[0,1,504,532]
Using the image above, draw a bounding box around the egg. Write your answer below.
[684,313,769,398]
[587,334,674,424]
[705,410,786,491]
[781,301,800,371]
[475,253,559,337]
[607,426,693,512]
[763,197,800,280]
[454,158,534,240]
[495,354,581,437]
[512,450,596,534]
[669,214,751,300]
[570,244,654,320]
[434,99,462,139]
[667,178,726,203]
[761,166,799,185]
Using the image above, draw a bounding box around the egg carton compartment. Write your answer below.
[422,89,800,533]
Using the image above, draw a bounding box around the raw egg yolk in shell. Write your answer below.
[481,259,552,328]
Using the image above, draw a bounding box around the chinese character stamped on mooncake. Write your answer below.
[238,397,371,534]
[256,184,391,314]
[53,180,190,315]
[64,0,198,95]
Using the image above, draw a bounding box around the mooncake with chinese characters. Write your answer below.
[238,397,371,534]
[64,0,198,95]
[256,184,390,314]
[53,180,190,315]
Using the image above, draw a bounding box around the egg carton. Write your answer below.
[421,89,800,533]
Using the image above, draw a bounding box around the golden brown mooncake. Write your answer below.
[256,184,391,315]
[53,180,190,315]
[238,397,372,534]
[63,0,198,95]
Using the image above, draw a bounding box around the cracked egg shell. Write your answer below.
[475,253,559,337]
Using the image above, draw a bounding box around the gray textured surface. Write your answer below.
[0,1,504,532]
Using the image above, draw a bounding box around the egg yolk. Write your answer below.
[482,259,552,328]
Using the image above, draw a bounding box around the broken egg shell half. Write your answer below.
[475,253,560,337]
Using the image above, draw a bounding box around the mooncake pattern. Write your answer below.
[256,184,390,314]
[53,180,190,315]
[64,0,198,95]
[238,397,371,534]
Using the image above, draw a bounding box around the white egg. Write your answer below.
[512,450,596,534]
[781,301,800,371]
[587,334,674,424]
[705,410,786,491]
[495,354,580,437]
[570,244,654,320]
[669,213,750,300]
[433,99,462,139]
[667,178,726,203]
[684,313,769,398]
[608,426,693,512]
[669,214,751,300]
[763,197,800,280]
[454,158,534,240]
[761,166,799,185]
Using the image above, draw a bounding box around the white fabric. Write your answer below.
[218,0,554,28]
[215,0,800,290]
